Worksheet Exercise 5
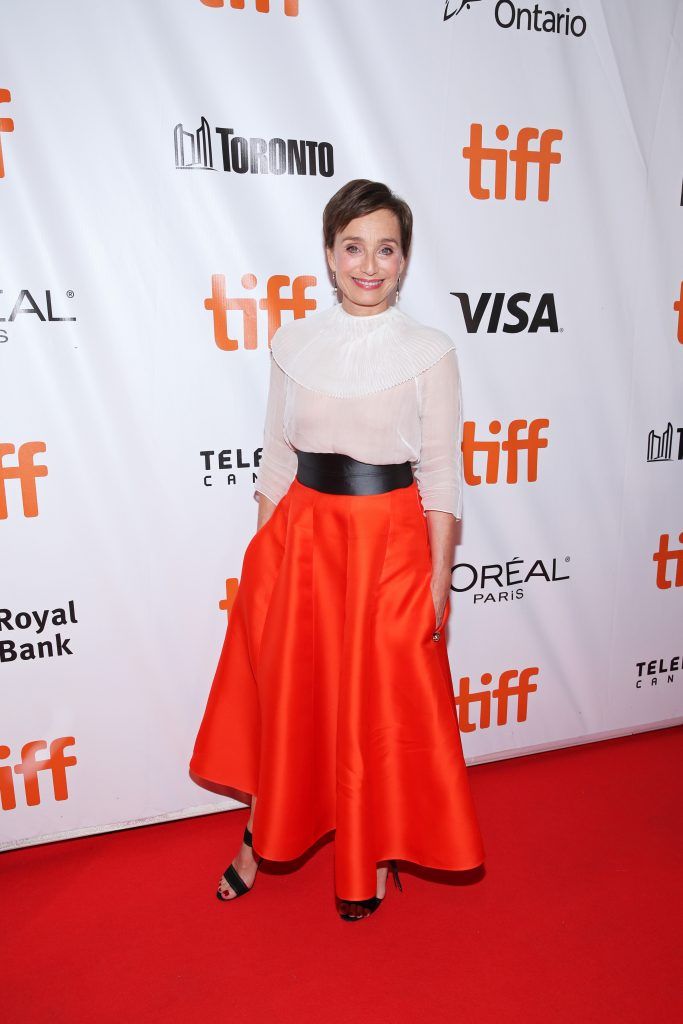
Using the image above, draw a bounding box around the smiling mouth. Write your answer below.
[352,277,384,290]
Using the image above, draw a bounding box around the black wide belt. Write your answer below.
[295,450,414,495]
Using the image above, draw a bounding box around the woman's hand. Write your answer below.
[256,492,277,531]
[425,510,457,630]
[430,566,452,630]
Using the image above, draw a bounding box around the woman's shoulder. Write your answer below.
[269,303,457,395]
[271,305,335,356]
[396,309,457,355]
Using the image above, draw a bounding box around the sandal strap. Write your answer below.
[223,862,250,897]
[243,826,253,848]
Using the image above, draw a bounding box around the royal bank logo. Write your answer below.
[0,88,14,179]
[0,601,79,664]
[647,423,683,463]
[455,665,539,732]
[634,655,681,690]
[444,0,587,37]
[463,418,549,485]
[199,447,263,488]
[463,123,563,202]
[174,116,333,177]
[206,271,317,348]
[453,553,570,605]
[451,291,559,333]
[200,0,299,15]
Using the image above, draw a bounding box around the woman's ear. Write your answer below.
[326,247,336,274]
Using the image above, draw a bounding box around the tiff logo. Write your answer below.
[200,0,299,13]
[463,123,562,201]
[647,423,683,462]
[0,738,77,810]
[206,273,316,348]
[455,667,539,732]
[0,442,48,519]
[219,578,240,617]
[462,419,549,484]
[652,532,683,590]
[0,88,14,179]
[674,283,683,345]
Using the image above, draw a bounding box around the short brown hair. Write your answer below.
[323,179,413,255]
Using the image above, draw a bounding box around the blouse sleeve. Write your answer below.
[253,353,298,506]
[413,347,464,520]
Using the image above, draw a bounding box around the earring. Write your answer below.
[396,275,401,301]
[332,271,338,297]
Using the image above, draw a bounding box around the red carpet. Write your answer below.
[4,725,681,1023]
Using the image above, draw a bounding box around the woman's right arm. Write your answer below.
[253,353,297,528]
[256,493,277,531]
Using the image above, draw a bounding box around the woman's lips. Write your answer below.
[352,278,384,290]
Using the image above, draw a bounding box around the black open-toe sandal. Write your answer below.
[216,825,260,902]
[338,860,403,921]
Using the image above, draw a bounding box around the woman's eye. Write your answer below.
[346,245,360,254]
[379,247,394,256]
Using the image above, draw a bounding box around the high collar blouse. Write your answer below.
[253,302,464,519]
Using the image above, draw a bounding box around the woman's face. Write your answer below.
[326,208,406,317]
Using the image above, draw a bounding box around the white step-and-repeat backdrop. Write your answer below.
[1,0,682,850]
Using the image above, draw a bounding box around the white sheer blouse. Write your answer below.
[253,302,464,519]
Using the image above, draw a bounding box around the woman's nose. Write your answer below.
[361,252,378,275]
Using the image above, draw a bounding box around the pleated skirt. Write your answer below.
[189,474,485,901]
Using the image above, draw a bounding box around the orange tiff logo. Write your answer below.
[463,123,562,201]
[0,88,14,179]
[200,0,299,14]
[206,273,316,350]
[455,667,539,732]
[462,419,549,484]
[674,283,683,345]
[0,442,48,519]
[219,578,239,616]
[652,532,683,589]
[0,738,77,810]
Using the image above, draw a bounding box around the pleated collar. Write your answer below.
[270,301,456,398]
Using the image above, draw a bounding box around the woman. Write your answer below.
[189,179,485,921]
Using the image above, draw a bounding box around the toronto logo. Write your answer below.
[647,423,683,463]
[174,117,334,177]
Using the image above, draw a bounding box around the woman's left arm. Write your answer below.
[425,512,457,629]
[413,347,464,629]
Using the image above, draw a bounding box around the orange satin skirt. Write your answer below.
[189,474,485,900]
